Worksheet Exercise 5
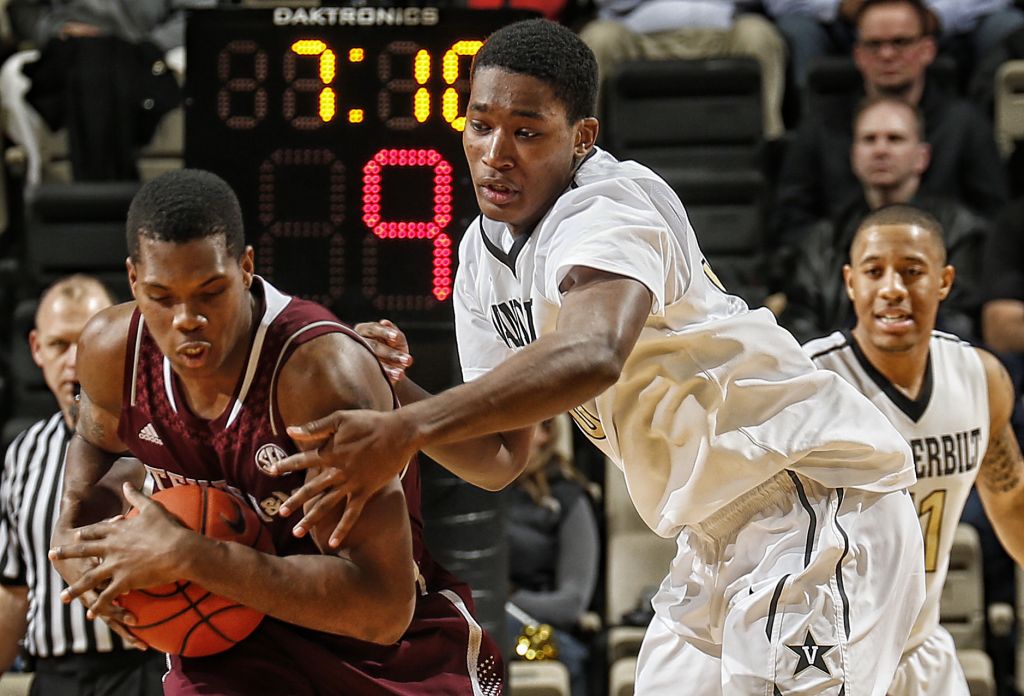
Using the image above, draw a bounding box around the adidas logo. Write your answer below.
[138,423,163,446]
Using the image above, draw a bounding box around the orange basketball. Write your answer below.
[118,485,274,657]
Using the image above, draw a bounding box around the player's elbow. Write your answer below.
[358,583,416,645]
[583,339,626,392]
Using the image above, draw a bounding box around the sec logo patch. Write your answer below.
[255,443,288,475]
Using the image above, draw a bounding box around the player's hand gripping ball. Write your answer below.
[117,485,274,656]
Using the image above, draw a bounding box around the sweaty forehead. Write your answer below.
[851,224,943,262]
[468,67,567,120]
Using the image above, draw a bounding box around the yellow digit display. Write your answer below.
[288,39,337,125]
[442,40,483,131]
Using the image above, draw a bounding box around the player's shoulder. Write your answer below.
[569,149,670,204]
[801,331,849,361]
[80,301,136,362]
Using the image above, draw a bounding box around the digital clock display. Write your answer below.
[184,7,528,324]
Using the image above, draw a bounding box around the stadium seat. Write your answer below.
[508,661,570,696]
[938,524,994,696]
[604,458,646,537]
[601,58,764,171]
[605,531,675,663]
[941,524,987,650]
[958,648,995,696]
[609,656,636,696]
[603,460,673,662]
[22,181,139,297]
[599,58,769,305]
[0,673,31,696]
[995,60,1024,157]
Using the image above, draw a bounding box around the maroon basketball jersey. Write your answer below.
[118,277,504,695]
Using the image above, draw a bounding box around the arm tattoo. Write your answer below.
[980,425,1024,495]
[76,399,106,446]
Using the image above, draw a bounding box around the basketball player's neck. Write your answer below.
[852,326,930,399]
[175,292,258,421]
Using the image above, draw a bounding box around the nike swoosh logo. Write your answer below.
[220,500,247,536]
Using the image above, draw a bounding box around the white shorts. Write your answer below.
[889,626,970,696]
[635,471,925,696]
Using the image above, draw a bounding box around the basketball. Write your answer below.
[117,485,274,657]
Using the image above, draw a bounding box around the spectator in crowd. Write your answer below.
[0,275,165,693]
[578,0,787,138]
[0,0,212,183]
[506,414,599,696]
[773,0,1006,257]
[764,0,1024,94]
[779,95,989,343]
[982,198,1024,358]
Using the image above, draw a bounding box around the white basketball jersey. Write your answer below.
[805,330,990,648]
[454,147,914,537]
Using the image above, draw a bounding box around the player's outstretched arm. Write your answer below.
[975,349,1024,568]
[274,267,652,544]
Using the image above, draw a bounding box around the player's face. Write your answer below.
[463,67,598,237]
[851,103,929,189]
[844,224,952,353]
[30,290,111,425]
[128,234,255,378]
[854,4,935,93]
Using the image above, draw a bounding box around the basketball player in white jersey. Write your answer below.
[270,18,926,694]
[805,204,1024,696]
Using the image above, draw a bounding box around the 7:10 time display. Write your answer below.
[184,8,529,323]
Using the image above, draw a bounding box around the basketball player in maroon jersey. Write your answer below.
[48,169,504,695]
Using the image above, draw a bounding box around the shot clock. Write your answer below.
[184,7,530,324]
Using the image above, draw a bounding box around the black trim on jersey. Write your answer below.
[806,337,849,362]
[833,488,851,640]
[787,471,816,568]
[845,330,933,422]
[766,574,790,640]
[478,218,532,277]
[569,148,598,189]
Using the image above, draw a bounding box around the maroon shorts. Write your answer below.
[161,586,504,695]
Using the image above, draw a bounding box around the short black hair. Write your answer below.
[853,94,925,141]
[852,203,947,264]
[126,169,245,262]
[472,18,598,123]
[855,0,936,36]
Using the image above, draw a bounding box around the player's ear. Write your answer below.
[937,264,954,301]
[842,264,855,301]
[28,328,43,368]
[126,257,138,299]
[574,117,598,159]
[240,246,255,289]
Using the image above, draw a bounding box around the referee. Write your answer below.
[0,275,163,695]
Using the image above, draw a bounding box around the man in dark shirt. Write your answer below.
[773,0,1006,245]
[779,95,989,343]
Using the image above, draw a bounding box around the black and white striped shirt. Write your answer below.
[0,412,132,658]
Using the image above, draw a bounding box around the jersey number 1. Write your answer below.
[909,489,946,573]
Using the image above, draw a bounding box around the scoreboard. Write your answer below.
[184,7,529,325]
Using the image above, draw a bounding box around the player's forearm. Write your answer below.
[403,331,619,478]
[0,585,28,673]
[56,434,119,534]
[981,489,1024,568]
[180,536,414,644]
[391,376,525,488]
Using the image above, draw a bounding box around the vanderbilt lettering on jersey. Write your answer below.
[490,298,536,348]
[911,429,982,479]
